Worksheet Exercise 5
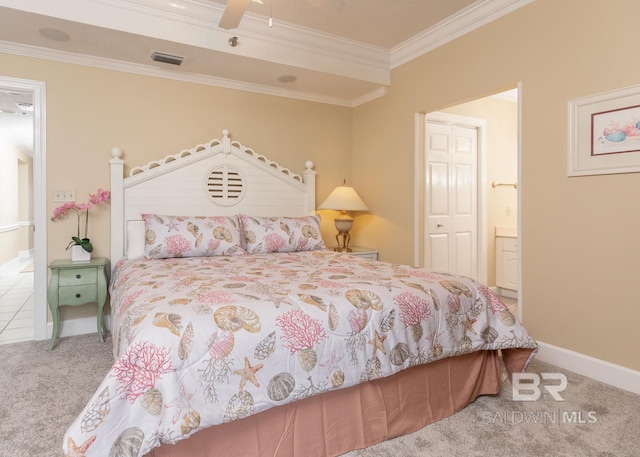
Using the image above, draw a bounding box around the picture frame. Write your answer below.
[568,84,640,176]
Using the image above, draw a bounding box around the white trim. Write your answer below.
[496,287,517,299]
[351,87,388,108]
[391,0,535,68]
[0,220,33,233]
[535,341,640,395]
[516,81,523,323]
[413,113,424,267]
[0,222,20,233]
[0,76,47,342]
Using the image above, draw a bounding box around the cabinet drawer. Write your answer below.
[501,237,518,252]
[59,268,98,286]
[58,284,98,305]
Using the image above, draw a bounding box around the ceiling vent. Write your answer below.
[150,51,184,66]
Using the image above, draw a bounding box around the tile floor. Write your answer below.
[0,257,35,345]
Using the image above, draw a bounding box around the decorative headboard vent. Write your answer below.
[204,164,246,206]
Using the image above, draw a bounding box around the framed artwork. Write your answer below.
[568,84,640,176]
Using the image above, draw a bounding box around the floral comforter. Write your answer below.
[64,250,537,457]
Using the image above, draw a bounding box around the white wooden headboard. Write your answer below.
[109,129,316,267]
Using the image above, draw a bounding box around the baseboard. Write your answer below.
[497,287,518,299]
[535,341,640,395]
[489,286,518,300]
[46,315,112,340]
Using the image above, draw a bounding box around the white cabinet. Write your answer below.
[496,234,518,293]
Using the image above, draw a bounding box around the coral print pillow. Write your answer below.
[239,214,326,253]
[142,214,246,259]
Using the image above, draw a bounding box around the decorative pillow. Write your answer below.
[126,220,145,259]
[239,214,326,253]
[142,214,246,259]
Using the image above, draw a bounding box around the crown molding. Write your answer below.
[390,0,535,69]
[0,40,382,107]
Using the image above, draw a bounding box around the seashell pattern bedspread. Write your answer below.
[64,250,537,456]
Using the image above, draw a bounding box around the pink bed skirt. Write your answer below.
[145,350,510,457]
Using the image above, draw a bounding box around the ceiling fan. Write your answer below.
[219,0,345,30]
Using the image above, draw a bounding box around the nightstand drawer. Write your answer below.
[59,268,98,286]
[58,284,98,305]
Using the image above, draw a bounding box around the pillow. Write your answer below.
[239,214,326,254]
[126,220,145,259]
[142,214,246,259]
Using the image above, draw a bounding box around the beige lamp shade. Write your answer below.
[318,185,369,212]
[319,185,368,252]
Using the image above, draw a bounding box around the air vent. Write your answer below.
[16,102,33,112]
[204,165,246,207]
[150,51,184,66]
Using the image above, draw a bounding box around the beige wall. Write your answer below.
[0,52,353,320]
[0,137,32,266]
[440,96,518,286]
[353,0,640,371]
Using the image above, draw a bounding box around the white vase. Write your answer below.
[71,245,91,262]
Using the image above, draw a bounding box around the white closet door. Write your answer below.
[424,121,478,279]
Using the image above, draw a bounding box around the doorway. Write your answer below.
[0,76,47,343]
[415,86,520,314]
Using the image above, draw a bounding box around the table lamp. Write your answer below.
[318,181,369,252]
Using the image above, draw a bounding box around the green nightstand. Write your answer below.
[48,257,110,349]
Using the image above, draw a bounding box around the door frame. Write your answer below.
[414,111,488,285]
[0,76,47,340]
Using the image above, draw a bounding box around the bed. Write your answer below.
[63,130,537,457]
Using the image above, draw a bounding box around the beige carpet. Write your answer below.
[0,334,638,457]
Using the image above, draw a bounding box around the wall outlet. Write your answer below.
[53,189,75,202]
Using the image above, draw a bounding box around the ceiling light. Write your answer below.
[38,28,70,42]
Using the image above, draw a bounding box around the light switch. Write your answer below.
[53,189,75,202]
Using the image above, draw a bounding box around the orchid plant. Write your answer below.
[51,188,111,252]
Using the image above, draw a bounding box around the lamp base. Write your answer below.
[333,246,352,253]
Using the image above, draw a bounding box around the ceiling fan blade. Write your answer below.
[219,0,251,30]
[305,0,344,16]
